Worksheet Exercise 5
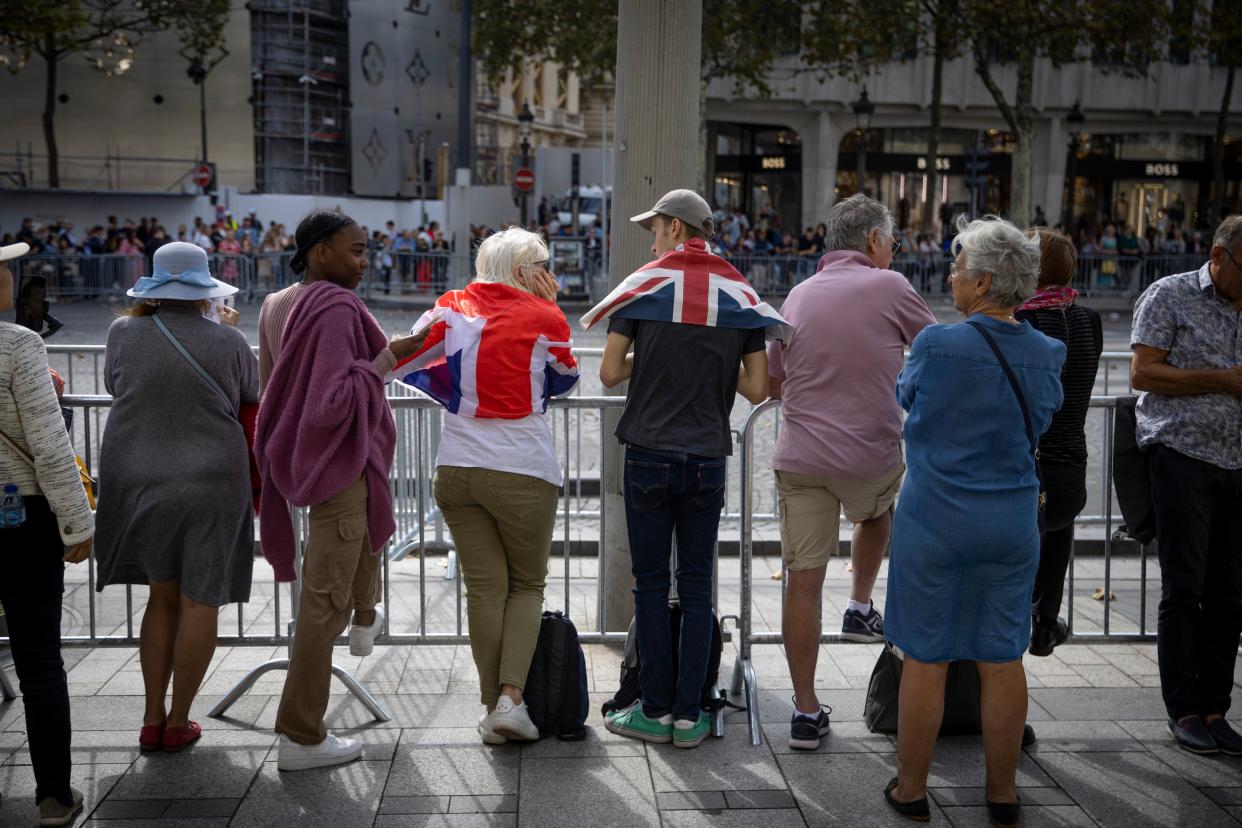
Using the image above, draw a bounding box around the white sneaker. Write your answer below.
[38,787,84,827]
[477,711,509,745]
[348,605,385,656]
[489,695,540,741]
[277,733,362,771]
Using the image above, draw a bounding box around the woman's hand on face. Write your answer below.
[389,328,431,362]
[529,269,559,302]
[64,538,92,564]
[218,305,240,326]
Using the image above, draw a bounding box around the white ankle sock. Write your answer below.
[847,599,871,615]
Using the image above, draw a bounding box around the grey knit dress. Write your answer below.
[94,304,260,606]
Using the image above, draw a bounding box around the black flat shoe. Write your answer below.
[986,799,1020,827]
[1028,618,1069,657]
[1207,719,1242,757]
[1022,723,1036,748]
[884,777,930,822]
[1168,716,1218,755]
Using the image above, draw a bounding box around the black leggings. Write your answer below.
[1032,461,1088,623]
[1,495,73,805]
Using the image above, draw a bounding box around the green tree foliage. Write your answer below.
[1203,0,1242,222]
[959,0,1175,227]
[0,0,230,187]
[474,0,800,95]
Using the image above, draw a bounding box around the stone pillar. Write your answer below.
[1031,115,1067,229]
[601,0,704,633]
[800,108,843,228]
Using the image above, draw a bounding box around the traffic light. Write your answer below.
[422,158,432,182]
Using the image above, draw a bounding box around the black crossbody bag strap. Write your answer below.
[967,321,1046,523]
[967,321,1036,455]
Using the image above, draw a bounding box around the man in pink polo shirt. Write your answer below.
[768,194,935,750]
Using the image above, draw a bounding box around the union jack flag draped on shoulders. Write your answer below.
[392,282,579,417]
[580,237,789,336]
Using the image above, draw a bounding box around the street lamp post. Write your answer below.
[517,103,534,227]
[186,57,208,171]
[1062,101,1086,231]
[852,88,875,197]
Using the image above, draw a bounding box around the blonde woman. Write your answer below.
[0,242,93,826]
[396,228,580,744]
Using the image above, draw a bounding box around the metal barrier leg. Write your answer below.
[743,658,761,746]
[208,658,289,717]
[331,664,392,722]
[445,548,458,581]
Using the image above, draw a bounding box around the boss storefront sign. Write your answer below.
[1144,162,1180,177]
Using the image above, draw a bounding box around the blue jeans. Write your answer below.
[623,446,725,721]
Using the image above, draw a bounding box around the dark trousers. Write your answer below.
[0,496,73,805]
[623,446,725,722]
[1032,460,1088,623]
[1149,444,1242,720]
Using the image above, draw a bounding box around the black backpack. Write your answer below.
[523,611,589,741]
[601,602,737,717]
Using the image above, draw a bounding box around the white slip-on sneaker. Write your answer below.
[489,695,540,741]
[478,711,509,745]
[348,605,385,657]
[38,786,83,827]
[277,733,363,771]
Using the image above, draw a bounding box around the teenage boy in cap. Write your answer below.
[585,188,786,748]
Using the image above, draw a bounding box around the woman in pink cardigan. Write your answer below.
[255,209,426,772]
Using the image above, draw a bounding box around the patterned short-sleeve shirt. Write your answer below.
[1131,264,1242,469]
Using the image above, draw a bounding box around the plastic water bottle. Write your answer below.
[1,484,25,528]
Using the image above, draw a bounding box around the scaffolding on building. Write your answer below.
[250,0,351,194]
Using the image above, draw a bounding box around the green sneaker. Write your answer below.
[673,712,711,749]
[605,704,673,744]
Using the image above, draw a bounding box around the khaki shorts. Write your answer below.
[776,465,905,571]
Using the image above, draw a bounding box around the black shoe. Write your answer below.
[1022,723,1036,748]
[1207,719,1242,757]
[883,777,930,822]
[842,603,885,643]
[1028,617,1069,657]
[788,701,831,750]
[986,799,1020,828]
[1168,716,1218,755]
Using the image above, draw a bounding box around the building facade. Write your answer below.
[706,55,1242,235]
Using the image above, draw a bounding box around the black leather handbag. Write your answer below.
[863,642,983,735]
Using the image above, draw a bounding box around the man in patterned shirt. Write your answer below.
[1131,214,1242,756]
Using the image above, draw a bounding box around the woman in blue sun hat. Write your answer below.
[93,241,259,754]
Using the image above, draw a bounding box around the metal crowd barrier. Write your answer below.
[732,393,1148,745]
[11,347,1151,744]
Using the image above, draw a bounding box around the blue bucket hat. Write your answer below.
[127,241,238,301]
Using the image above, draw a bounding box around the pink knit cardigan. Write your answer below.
[254,281,396,582]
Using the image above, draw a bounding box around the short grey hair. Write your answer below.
[952,215,1040,308]
[1212,215,1242,251]
[823,194,893,254]
[474,227,549,292]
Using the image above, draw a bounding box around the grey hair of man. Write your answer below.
[1212,214,1242,251]
[822,194,894,253]
[951,215,1040,308]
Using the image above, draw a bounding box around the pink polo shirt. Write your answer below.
[767,250,936,480]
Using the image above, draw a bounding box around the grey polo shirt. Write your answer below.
[1131,264,1242,469]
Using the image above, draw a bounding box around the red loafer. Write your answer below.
[162,721,202,752]
[139,724,164,752]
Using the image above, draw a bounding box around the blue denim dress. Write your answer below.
[886,314,1066,663]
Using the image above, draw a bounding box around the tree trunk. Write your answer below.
[1212,62,1235,225]
[41,40,59,189]
[922,20,946,235]
[603,0,704,632]
[1008,51,1035,228]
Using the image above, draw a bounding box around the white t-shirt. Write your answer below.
[435,412,563,487]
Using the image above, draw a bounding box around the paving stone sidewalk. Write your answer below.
[4,639,1242,828]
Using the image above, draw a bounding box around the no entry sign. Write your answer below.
[192,162,214,189]
[512,167,535,193]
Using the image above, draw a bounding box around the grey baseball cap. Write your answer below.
[631,189,715,237]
